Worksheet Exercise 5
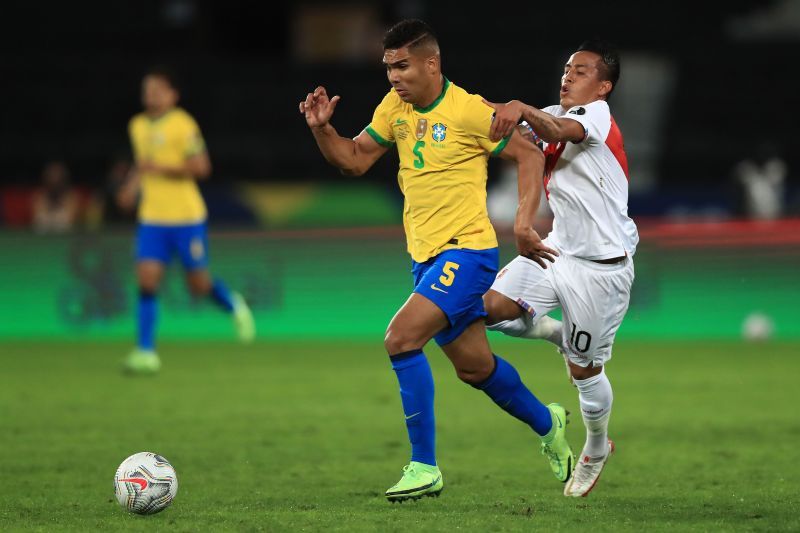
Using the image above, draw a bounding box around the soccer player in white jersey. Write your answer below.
[482,40,638,497]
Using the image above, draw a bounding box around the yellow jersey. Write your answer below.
[129,107,207,224]
[365,79,509,263]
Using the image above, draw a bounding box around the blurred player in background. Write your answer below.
[300,19,574,501]
[31,161,79,234]
[122,67,254,374]
[483,40,637,497]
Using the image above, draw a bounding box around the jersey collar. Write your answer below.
[413,77,450,114]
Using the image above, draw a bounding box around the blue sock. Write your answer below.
[474,355,553,436]
[137,291,157,351]
[390,349,436,466]
[210,278,235,312]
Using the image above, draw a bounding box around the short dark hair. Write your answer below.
[576,40,620,98]
[382,19,438,51]
[144,66,179,91]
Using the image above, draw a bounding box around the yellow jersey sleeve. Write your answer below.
[460,94,510,155]
[364,91,396,147]
[177,113,207,157]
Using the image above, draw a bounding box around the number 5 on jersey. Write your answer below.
[439,261,459,286]
[413,140,425,169]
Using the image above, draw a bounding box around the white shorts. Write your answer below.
[491,246,634,368]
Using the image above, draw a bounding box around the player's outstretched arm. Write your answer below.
[496,132,558,268]
[137,152,211,180]
[484,99,585,144]
[299,86,387,176]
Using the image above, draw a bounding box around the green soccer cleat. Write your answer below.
[385,462,444,502]
[123,349,161,375]
[540,403,575,483]
[232,292,255,343]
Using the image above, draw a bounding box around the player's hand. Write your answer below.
[483,99,526,142]
[299,86,341,129]
[514,227,558,268]
[116,169,140,212]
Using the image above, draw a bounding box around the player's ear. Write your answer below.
[426,54,440,74]
[598,80,612,98]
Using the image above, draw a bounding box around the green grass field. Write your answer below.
[1,339,798,532]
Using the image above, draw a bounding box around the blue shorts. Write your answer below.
[136,222,209,271]
[412,248,499,346]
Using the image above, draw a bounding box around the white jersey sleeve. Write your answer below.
[562,102,608,146]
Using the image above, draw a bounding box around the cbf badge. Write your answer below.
[416,119,428,140]
[432,122,447,142]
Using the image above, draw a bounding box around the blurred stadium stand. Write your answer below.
[1,0,797,224]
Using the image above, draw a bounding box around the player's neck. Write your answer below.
[414,76,446,111]
[145,107,175,120]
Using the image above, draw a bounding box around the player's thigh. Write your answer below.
[483,289,524,324]
[136,223,171,268]
[414,248,499,347]
[174,222,210,272]
[439,318,494,383]
[558,258,634,368]
[489,255,560,322]
[384,292,450,354]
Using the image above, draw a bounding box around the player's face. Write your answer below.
[559,51,611,108]
[142,75,178,115]
[383,47,432,105]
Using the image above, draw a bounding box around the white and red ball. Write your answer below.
[114,452,178,515]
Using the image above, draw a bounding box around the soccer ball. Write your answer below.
[114,452,178,515]
[742,311,774,341]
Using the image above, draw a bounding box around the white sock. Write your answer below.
[573,368,613,459]
[486,316,529,337]
[487,314,562,347]
[522,315,562,346]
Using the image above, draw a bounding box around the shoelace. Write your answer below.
[402,464,421,479]
[573,461,600,483]
[541,443,557,461]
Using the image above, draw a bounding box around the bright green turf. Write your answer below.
[1,339,797,532]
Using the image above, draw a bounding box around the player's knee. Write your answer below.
[138,278,160,294]
[455,361,493,385]
[383,327,422,355]
[570,362,602,381]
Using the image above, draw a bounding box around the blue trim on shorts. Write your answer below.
[412,248,499,346]
[136,222,209,270]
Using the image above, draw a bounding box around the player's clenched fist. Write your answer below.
[299,86,341,128]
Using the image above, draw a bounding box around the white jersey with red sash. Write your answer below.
[537,100,638,260]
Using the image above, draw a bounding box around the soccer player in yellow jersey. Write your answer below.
[299,20,574,501]
[123,67,254,374]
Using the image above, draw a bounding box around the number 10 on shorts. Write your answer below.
[569,322,592,353]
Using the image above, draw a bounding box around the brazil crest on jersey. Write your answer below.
[364,78,509,262]
[129,107,207,224]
